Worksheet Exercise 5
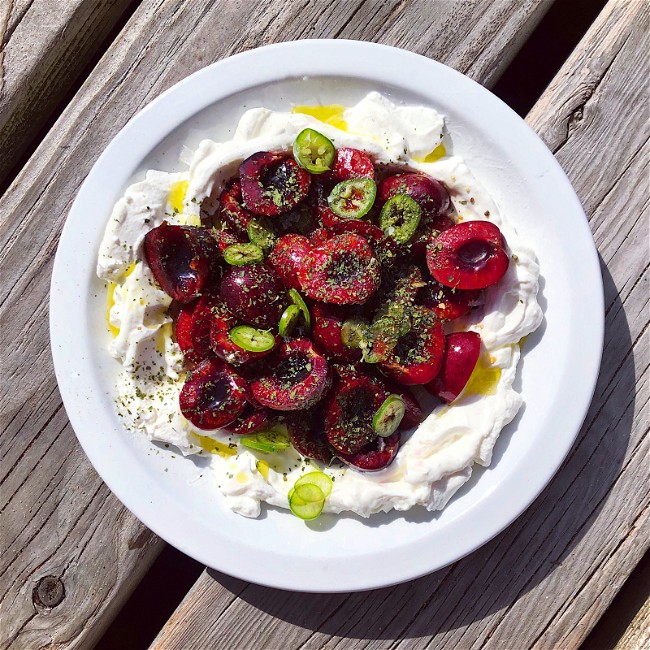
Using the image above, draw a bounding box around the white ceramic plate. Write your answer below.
[51,40,603,592]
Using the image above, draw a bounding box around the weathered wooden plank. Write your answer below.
[0,0,554,648]
[0,0,140,189]
[149,2,650,649]
[615,593,650,650]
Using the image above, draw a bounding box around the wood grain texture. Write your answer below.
[0,1,554,648]
[150,2,650,649]
[0,0,140,188]
[615,593,650,650]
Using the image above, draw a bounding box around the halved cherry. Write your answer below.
[309,227,334,247]
[338,431,400,472]
[268,234,312,290]
[379,173,454,255]
[378,173,450,219]
[251,338,331,411]
[312,303,362,362]
[298,232,380,305]
[426,331,481,402]
[175,302,202,364]
[411,212,455,257]
[143,222,219,303]
[324,372,387,455]
[188,293,222,362]
[380,306,445,385]
[220,263,288,328]
[286,406,336,463]
[379,378,424,429]
[218,178,253,237]
[215,224,245,253]
[307,177,340,228]
[325,147,375,184]
[240,152,311,216]
[179,358,247,430]
[210,308,278,366]
[418,280,483,321]
[223,403,272,435]
[427,221,509,289]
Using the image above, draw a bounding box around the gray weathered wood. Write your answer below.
[0,0,554,648]
[0,0,139,188]
[615,593,650,650]
[150,1,650,649]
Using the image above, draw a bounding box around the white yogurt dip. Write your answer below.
[97,92,543,518]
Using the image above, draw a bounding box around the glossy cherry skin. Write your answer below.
[223,403,272,435]
[338,431,401,471]
[143,222,219,303]
[179,359,247,430]
[240,152,311,216]
[220,263,288,328]
[427,221,509,290]
[311,303,362,362]
[324,372,387,455]
[378,173,450,219]
[380,307,445,385]
[418,281,483,321]
[268,234,312,290]
[286,405,336,462]
[426,331,481,402]
[298,233,381,305]
[218,178,254,237]
[250,338,331,411]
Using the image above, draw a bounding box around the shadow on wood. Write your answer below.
[201,256,634,640]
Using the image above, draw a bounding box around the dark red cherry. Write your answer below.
[209,300,278,365]
[250,338,331,411]
[426,331,481,402]
[324,372,387,455]
[338,431,400,471]
[311,303,362,362]
[427,221,509,289]
[218,178,254,237]
[325,147,375,184]
[380,306,445,385]
[175,302,202,364]
[378,173,450,219]
[179,359,247,430]
[418,281,483,321]
[143,222,219,303]
[268,234,312,290]
[286,405,336,463]
[186,294,221,363]
[298,233,380,305]
[240,152,311,216]
[223,403,273,435]
[220,263,288,328]
[379,378,424,429]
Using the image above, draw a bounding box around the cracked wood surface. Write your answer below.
[0,0,555,648]
[0,0,139,189]
[151,1,649,649]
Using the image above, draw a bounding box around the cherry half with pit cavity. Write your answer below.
[179,358,247,430]
[143,222,219,303]
[240,152,311,216]
[427,221,509,290]
[298,232,381,305]
[426,331,482,403]
[250,338,331,411]
[380,306,445,385]
[324,371,388,455]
